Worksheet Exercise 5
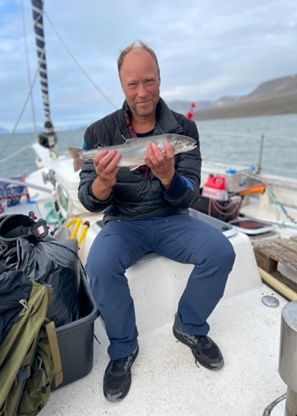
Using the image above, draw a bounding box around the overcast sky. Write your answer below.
[0,0,296,131]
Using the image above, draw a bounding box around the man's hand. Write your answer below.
[144,141,175,189]
[92,150,121,200]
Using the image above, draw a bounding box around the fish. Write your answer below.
[68,134,197,172]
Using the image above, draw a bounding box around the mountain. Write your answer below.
[193,74,297,120]
[167,96,241,114]
[166,74,297,120]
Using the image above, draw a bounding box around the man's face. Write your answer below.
[120,48,161,118]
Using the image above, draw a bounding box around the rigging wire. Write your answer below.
[0,144,33,165]
[21,0,38,137]
[0,67,39,159]
[43,10,118,111]
[0,1,117,164]
[0,0,47,161]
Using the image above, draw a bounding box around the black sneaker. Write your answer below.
[173,317,224,370]
[103,344,139,402]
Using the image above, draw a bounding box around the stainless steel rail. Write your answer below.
[279,301,297,416]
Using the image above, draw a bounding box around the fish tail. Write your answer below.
[67,147,86,172]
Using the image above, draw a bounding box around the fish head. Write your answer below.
[169,135,197,154]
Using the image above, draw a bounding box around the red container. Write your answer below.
[204,176,226,190]
[202,175,228,200]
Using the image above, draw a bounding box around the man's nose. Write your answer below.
[137,82,147,97]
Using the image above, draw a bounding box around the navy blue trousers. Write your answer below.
[86,213,235,360]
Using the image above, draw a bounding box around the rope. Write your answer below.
[43,10,118,110]
[44,201,61,226]
[244,173,297,226]
[207,198,241,222]
[265,183,297,225]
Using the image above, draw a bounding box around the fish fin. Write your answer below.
[129,165,142,171]
[67,147,86,172]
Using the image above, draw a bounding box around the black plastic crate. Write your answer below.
[191,189,241,223]
[52,275,99,390]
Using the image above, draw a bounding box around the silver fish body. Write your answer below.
[68,133,197,172]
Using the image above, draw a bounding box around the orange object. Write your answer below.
[238,184,265,196]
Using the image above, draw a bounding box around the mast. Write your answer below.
[31,0,58,153]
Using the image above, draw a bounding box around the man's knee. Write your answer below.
[202,232,235,271]
[221,237,236,268]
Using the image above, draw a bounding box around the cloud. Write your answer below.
[0,0,296,130]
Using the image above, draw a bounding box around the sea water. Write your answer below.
[0,114,296,179]
[198,114,297,178]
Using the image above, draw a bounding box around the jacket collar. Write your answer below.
[122,98,183,136]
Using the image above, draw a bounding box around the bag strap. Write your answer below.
[0,402,6,416]
[44,319,63,388]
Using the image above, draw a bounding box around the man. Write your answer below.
[78,40,235,402]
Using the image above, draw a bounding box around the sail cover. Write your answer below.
[31,0,57,149]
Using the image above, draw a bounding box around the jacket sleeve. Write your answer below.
[164,119,201,209]
[77,126,114,213]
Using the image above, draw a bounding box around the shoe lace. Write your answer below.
[193,335,209,347]
[110,356,131,374]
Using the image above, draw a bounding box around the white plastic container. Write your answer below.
[225,169,251,193]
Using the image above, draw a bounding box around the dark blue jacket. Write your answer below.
[78,98,202,222]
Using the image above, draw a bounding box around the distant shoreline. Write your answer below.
[194,109,297,121]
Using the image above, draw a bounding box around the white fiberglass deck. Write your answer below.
[40,231,287,416]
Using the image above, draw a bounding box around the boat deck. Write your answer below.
[40,231,288,416]
[40,289,287,416]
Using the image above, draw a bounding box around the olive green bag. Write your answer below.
[0,282,63,416]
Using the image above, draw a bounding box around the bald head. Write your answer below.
[117,40,160,81]
[120,48,160,86]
